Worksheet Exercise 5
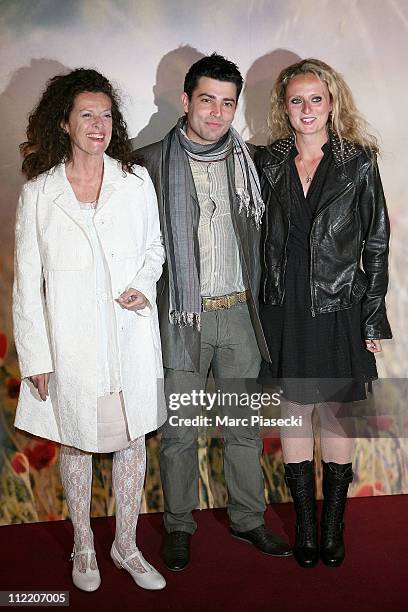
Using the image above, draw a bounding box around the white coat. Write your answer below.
[13,155,167,451]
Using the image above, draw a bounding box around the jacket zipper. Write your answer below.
[309,237,315,317]
[331,208,355,234]
[280,216,291,305]
[262,161,290,304]
[308,182,354,317]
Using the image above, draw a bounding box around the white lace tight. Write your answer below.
[59,437,146,573]
[112,436,146,572]
[59,445,95,572]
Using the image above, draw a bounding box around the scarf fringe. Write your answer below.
[170,310,201,330]
[236,188,264,230]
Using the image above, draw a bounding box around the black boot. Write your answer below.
[284,460,318,568]
[320,461,353,567]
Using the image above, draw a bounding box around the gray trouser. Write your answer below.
[160,303,265,534]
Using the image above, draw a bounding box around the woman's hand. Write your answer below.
[28,373,50,401]
[116,288,148,310]
[365,339,382,353]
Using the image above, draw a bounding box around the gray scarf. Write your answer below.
[162,117,264,329]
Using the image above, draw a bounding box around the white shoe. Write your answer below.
[110,541,166,590]
[71,547,101,592]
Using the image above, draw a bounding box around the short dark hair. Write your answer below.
[183,52,243,100]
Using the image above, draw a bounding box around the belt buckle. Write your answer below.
[202,292,244,311]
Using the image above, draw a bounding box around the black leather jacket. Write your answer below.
[254,133,392,340]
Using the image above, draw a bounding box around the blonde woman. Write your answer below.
[255,59,391,568]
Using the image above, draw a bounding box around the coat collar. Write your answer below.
[261,131,358,219]
[262,131,361,169]
[41,154,137,218]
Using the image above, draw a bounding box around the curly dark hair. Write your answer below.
[183,52,243,101]
[21,68,134,179]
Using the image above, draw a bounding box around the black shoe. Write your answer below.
[231,524,292,557]
[320,461,353,567]
[284,460,319,568]
[162,531,191,571]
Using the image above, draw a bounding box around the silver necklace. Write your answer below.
[298,156,320,184]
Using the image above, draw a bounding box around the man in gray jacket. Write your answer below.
[134,53,291,570]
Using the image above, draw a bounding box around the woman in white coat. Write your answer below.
[13,69,167,591]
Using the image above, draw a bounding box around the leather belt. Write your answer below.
[202,290,248,312]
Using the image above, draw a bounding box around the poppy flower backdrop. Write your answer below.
[1,327,407,525]
[0,0,407,524]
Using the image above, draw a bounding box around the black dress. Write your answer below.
[259,143,377,404]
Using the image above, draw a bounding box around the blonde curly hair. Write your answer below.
[268,58,379,153]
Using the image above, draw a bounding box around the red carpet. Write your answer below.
[0,496,406,611]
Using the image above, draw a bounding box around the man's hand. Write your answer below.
[365,339,382,353]
[28,373,50,401]
[116,288,148,310]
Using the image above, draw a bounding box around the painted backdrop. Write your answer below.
[0,0,407,524]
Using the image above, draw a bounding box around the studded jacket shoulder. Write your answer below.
[255,132,362,167]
